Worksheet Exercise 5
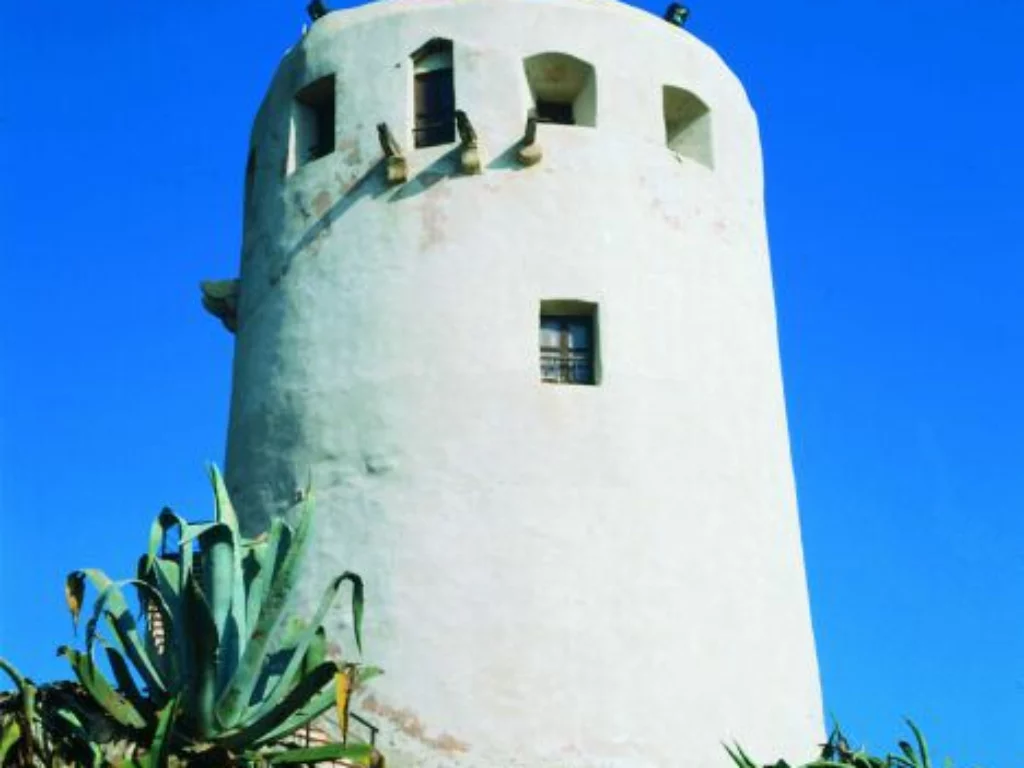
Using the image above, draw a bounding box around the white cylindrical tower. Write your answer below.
[218,0,822,764]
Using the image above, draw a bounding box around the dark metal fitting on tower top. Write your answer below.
[663,2,690,27]
[307,0,329,21]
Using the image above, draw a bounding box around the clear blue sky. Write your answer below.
[1,0,1021,765]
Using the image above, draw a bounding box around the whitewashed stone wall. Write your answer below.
[223,0,823,764]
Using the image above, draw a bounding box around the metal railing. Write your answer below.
[413,116,455,148]
[540,348,593,384]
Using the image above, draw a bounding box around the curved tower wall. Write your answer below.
[224,0,822,764]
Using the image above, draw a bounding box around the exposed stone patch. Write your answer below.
[362,695,470,755]
[313,190,333,218]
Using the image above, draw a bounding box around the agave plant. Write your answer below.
[0,658,107,767]
[725,720,940,768]
[60,466,382,766]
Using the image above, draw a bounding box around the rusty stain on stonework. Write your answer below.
[362,694,470,755]
[638,173,685,232]
[313,190,333,218]
[420,200,447,251]
[334,169,367,198]
[336,137,363,167]
[334,171,354,196]
[418,177,452,251]
[307,224,330,258]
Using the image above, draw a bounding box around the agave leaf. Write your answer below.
[14,671,38,736]
[243,617,310,719]
[216,500,312,730]
[249,684,339,751]
[898,740,919,764]
[177,523,220,546]
[335,665,353,745]
[244,517,290,640]
[209,464,241,533]
[41,707,104,768]
[256,572,364,721]
[146,508,213,595]
[197,523,244,697]
[0,718,23,765]
[145,508,176,569]
[149,505,217,553]
[142,695,180,768]
[140,553,181,606]
[102,643,150,718]
[140,552,191,691]
[356,665,384,684]
[59,646,147,729]
[0,658,28,695]
[267,742,374,765]
[65,571,86,636]
[218,616,244,708]
[135,555,181,685]
[305,626,328,672]
[175,530,200,705]
[240,675,340,749]
[183,569,220,740]
[219,661,337,751]
[723,743,759,768]
[341,572,365,655]
[250,625,330,712]
[241,538,269,631]
[354,665,384,689]
[209,465,249,659]
[906,720,931,768]
[76,570,168,699]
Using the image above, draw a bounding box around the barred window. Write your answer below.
[539,301,598,385]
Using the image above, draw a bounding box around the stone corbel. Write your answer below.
[200,279,240,333]
[516,114,542,167]
[455,110,483,175]
[377,122,408,184]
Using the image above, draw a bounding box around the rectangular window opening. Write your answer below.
[293,75,336,169]
[539,300,599,385]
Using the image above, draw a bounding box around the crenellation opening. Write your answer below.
[289,75,336,173]
[524,53,597,127]
[663,85,713,168]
